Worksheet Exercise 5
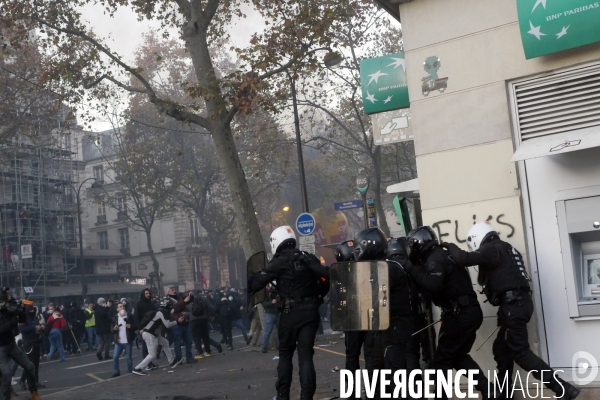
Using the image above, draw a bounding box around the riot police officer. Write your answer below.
[384,237,424,377]
[443,222,580,400]
[404,226,496,400]
[249,226,329,400]
[334,240,375,377]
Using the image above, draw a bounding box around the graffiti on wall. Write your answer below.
[431,214,516,244]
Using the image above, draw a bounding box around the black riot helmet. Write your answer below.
[335,240,355,262]
[405,226,439,263]
[354,228,388,261]
[386,237,408,259]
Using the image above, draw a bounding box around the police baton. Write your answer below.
[411,319,441,337]
[476,326,500,352]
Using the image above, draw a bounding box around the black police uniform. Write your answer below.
[446,237,580,399]
[250,247,329,400]
[0,306,38,400]
[406,246,493,399]
[384,254,421,375]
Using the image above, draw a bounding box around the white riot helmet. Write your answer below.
[270,226,296,254]
[467,221,497,251]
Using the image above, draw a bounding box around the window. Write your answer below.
[118,228,129,250]
[97,199,106,223]
[116,195,127,218]
[93,165,104,183]
[98,231,108,249]
[118,263,131,276]
[192,256,202,283]
[64,217,75,242]
[190,218,199,238]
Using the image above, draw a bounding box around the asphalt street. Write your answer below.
[11,326,348,400]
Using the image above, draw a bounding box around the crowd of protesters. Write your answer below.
[9,285,282,391]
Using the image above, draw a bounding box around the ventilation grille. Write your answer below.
[514,63,600,141]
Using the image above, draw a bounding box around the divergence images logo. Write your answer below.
[572,351,599,385]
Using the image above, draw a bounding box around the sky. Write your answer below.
[78,2,264,131]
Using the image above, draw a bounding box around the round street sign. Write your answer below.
[295,213,316,236]
[356,175,369,194]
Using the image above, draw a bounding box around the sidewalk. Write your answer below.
[47,333,346,400]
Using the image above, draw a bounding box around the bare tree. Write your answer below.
[2,1,356,259]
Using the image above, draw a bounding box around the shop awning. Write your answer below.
[511,127,600,162]
[67,249,124,259]
[386,178,419,197]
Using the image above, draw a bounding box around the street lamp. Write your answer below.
[288,51,342,214]
[282,206,290,212]
[56,177,102,299]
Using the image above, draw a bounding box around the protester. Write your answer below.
[94,297,111,360]
[45,308,66,362]
[111,302,135,377]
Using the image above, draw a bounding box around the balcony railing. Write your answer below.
[116,210,127,220]
[190,236,210,248]
[97,214,107,223]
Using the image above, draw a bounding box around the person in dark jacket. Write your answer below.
[41,303,54,355]
[249,226,329,400]
[111,302,135,377]
[67,301,85,354]
[106,299,117,321]
[190,291,220,358]
[18,306,45,389]
[94,297,111,361]
[169,290,195,364]
[228,288,249,342]
[134,288,157,369]
[217,297,234,349]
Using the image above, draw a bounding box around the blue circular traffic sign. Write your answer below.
[295,213,316,236]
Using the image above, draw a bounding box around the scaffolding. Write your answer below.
[0,129,80,302]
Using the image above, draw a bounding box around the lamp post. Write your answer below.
[289,71,310,214]
[57,177,102,299]
[288,51,342,214]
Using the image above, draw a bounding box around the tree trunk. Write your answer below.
[209,236,220,290]
[209,121,265,259]
[185,26,265,261]
[145,230,164,297]
[371,147,390,237]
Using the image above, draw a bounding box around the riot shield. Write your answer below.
[329,261,390,331]
[247,251,267,310]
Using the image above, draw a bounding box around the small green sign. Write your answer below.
[360,52,410,114]
[517,0,600,59]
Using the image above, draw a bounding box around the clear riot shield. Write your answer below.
[329,261,389,331]
[247,251,267,310]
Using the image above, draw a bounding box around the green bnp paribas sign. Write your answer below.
[517,0,600,59]
[360,52,410,114]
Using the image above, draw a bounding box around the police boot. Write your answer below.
[29,391,42,400]
[561,384,581,400]
[549,377,580,400]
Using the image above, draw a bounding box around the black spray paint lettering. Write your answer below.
[431,214,516,244]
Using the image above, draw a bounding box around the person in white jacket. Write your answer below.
[133,299,182,375]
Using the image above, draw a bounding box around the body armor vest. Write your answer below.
[429,248,477,307]
[386,260,420,317]
[478,240,531,305]
[273,251,320,302]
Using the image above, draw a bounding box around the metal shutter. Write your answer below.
[513,63,600,141]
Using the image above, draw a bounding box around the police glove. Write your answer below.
[441,242,462,261]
